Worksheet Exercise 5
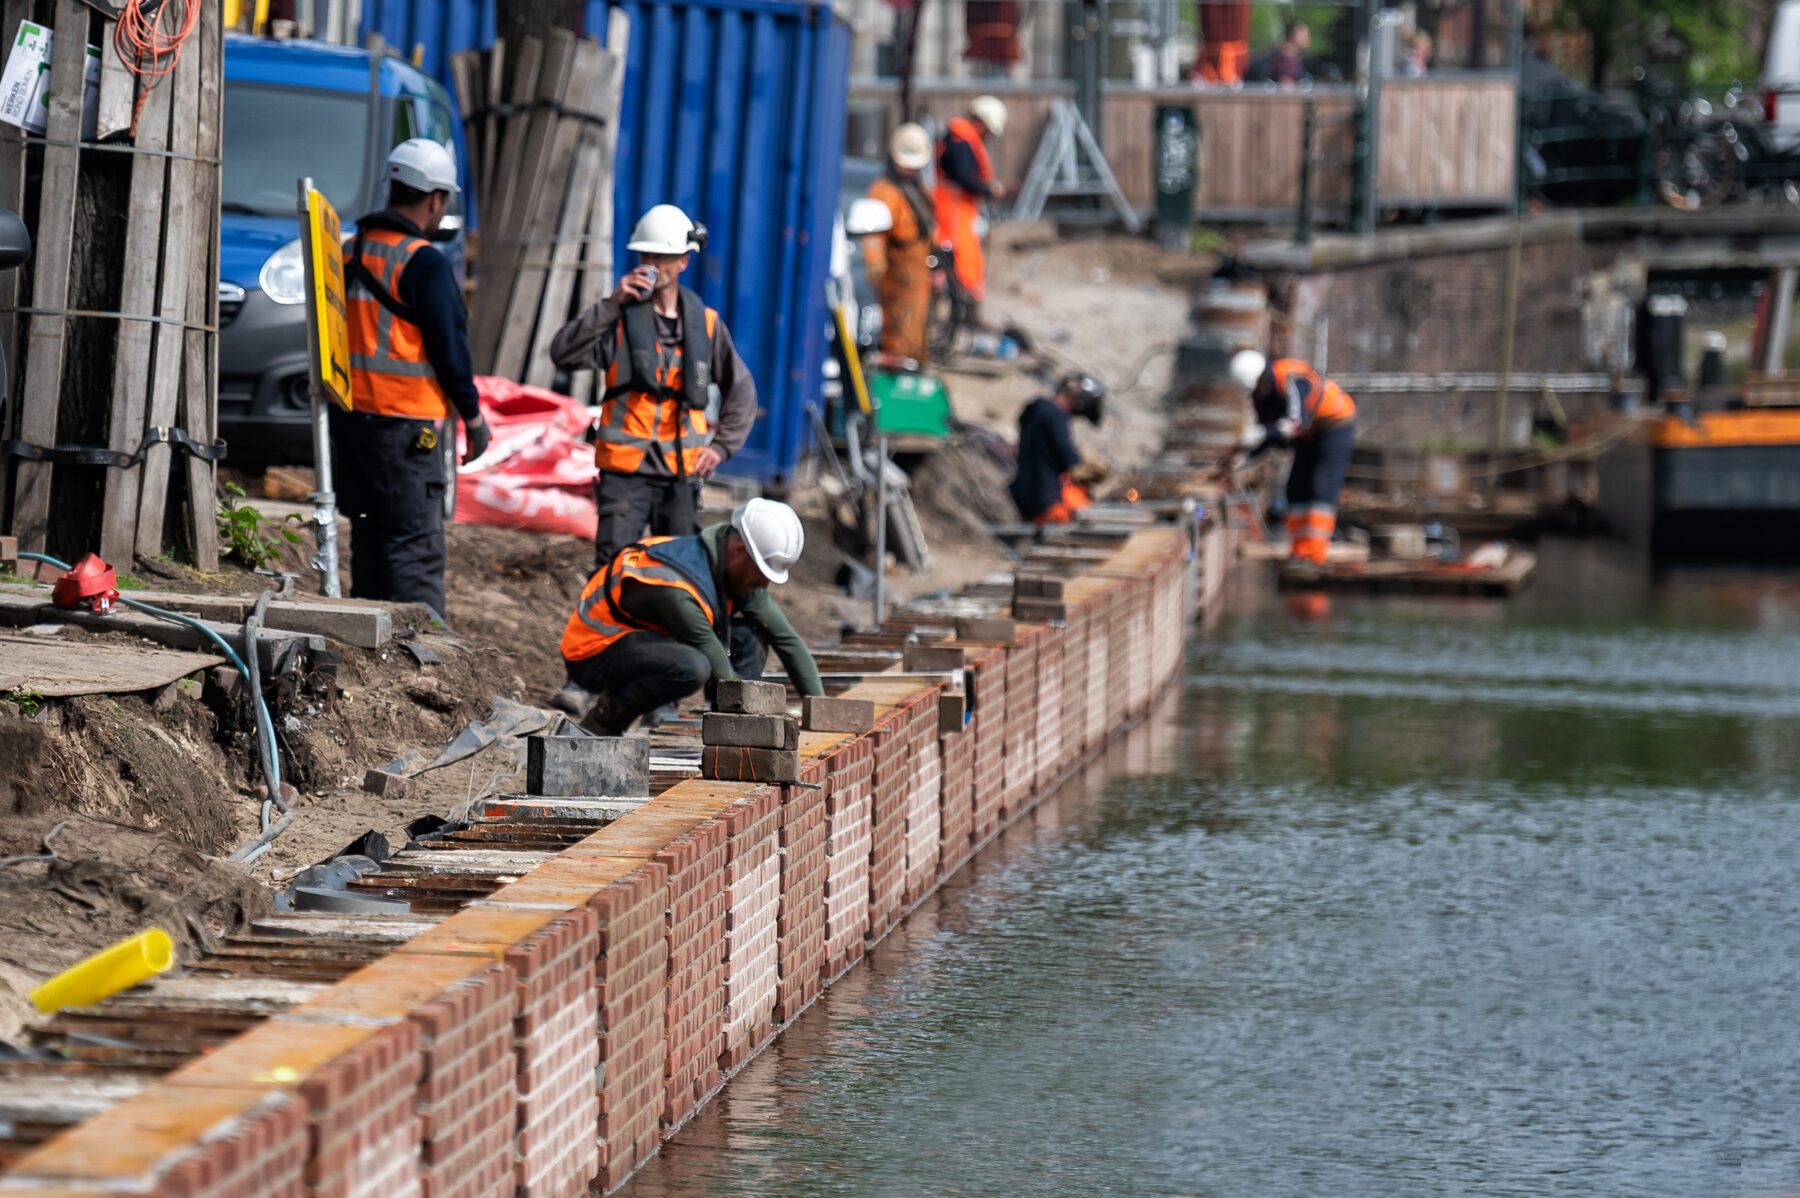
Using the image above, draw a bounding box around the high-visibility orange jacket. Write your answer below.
[934,116,997,302]
[561,534,730,663]
[345,227,448,418]
[593,290,719,476]
[1256,358,1357,436]
[865,170,934,360]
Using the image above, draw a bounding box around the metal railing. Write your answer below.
[1293,96,1365,241]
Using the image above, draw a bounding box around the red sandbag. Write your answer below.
[451,376,599,538]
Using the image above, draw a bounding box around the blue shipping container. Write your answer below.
[361,0,851,484]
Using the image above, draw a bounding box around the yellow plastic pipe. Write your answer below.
[29,929,174,1014]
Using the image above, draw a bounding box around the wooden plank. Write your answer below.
[11,0,95,552]
[491,38,601,381]
[94,23,135,140]
[526,36,622,389]
[180,0,222,570]
[132,33,203,559]
[96,60,175,563]
[0,0,34,533]
[467,35,545,371]
[0,634,223,697]
[568,10,629,403]
[480,40,505,219]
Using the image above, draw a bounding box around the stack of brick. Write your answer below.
[506,912,601,1198]
[774,750,832,1020]
[719,787,781,1070]
[864,705,913,941]
[1000,631,1040,818]
[701,681,800,784]
[902,697,943,905]
[0,1085,309,1197]
[591,864,669,1192]
[821,735,874,980]
[1012,573,1066,623]
[1032,626,1066,793]
[937,693,975,880]
[1078,584,1115,750]
[966,645,1008,849]
[655,818,730,1129]
[1059,597,1090,762]
[300,1023,426,1198]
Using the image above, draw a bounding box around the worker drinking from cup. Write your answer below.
[1229,350,1358,563]
[559,499,826,736]
[335,139,490,619]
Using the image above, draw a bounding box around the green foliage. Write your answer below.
[115,573,144,591]
[1551,0,1766,88]
[1192,225,1227,253]
[7,687,44,718]
[216,482,303,571]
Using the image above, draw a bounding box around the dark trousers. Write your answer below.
[566,624,766,722]
[330,406,447,616]
[593,470,699,571]
[1286,422,1356,510]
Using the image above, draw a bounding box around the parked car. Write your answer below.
[1519,51,1646,207]
[1764,0,1800,153]
[219,35,469,468]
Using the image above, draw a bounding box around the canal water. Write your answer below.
[622,539,1800,1198]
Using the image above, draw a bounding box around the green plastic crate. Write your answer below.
[870,370,952,438]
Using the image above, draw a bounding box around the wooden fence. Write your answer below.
[853,74,1516,220]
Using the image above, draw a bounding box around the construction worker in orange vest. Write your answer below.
[1229,350,1357,564]
[560,498,825,735]
[548,204,758,571]
[335,139,489,619]
[1009,374,1107,527]
[934,96,1008,322]
[863,123,936,362]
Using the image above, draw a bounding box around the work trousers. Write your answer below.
[566,624,766,723]
[331,406,447,617]
[593,470,700,571]
[1284,422,1355,563]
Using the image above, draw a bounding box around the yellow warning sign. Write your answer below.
[302,187,352,411]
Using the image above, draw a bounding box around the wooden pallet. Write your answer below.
[1278,549,1537,597]
[453,13,628,385]
[0,0,221,568]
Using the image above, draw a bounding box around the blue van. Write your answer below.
[219,35,471,467]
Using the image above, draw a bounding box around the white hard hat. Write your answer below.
[731,498,804,585]
[627,204,701,255]
[891,122,932,171]
[1229,350,1267,394]
[970,95,1008,136]
[386,138,460,194]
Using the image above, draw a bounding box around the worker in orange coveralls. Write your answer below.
[934,95,1008,322]
[863,123,936,362]
[1229,350,1357,563]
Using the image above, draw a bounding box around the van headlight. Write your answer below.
[259,238,306,305]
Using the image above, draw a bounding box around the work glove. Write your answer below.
[462,417,491,465]
[1071,457,1109,485]
[1238,422,1269,453]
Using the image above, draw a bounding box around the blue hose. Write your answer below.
[15,552,286,828]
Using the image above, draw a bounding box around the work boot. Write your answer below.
[580,692,635,737]
[549,681,590,717]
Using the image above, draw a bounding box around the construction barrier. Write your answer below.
[0,523,1213,1197]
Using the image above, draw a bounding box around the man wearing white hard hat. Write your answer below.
[334,138,487,618]
[558,499,825,735]
[934,95,1008,320]
[1227,350,1357,564]
[863,123,935,362]
[549,203,758,573]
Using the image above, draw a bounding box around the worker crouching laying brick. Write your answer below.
[1230,350,1358,563]
[559,498,825,735]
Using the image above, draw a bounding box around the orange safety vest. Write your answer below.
[595,296,719,476]
[561,535,731,662]
[933,117,994,302]
[1268,359,1356,434]
[344,227,448,419]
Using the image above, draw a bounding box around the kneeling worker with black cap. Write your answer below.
[559,498,825,735]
